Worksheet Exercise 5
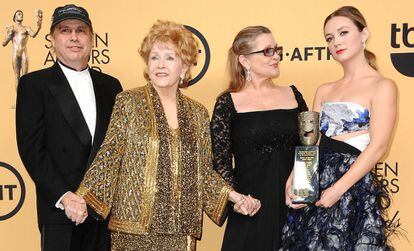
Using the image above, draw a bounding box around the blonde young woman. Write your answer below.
[281,6,397,250]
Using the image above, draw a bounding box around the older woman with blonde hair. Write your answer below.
[74,20,259,250]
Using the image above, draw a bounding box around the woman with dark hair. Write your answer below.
[211,26,308,250]
[281,6,397,250]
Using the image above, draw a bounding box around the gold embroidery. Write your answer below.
[111,231,195,251]
[138,86,159,230]
[213,185,233,222]
[170,127,181,231]
[187,235,196,251]
[77,187,110,217]
[76,83,231,248]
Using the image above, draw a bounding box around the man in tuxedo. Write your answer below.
[16,4,122,251]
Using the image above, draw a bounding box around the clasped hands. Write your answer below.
[229,191,261,216]
[61,192,88,225]
[62,190,262,223]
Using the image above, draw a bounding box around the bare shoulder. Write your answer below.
[279,85,294,91]
[378,77,397,90]
[315,81,336,98]
[276,85,296,96]
[371,76,398,97]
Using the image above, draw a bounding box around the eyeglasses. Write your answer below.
[246,46,283,57]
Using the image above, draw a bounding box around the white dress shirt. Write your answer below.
[55,61,97,209]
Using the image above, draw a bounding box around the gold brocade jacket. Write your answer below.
[77,84,232,238]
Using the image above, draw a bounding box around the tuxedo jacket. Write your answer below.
[16,63,122,224]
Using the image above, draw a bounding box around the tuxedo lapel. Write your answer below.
[86,70,106,166]
[47,63,92,147]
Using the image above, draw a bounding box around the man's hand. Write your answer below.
[61,192,88,225]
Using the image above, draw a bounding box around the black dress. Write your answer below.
[211,86,308,251]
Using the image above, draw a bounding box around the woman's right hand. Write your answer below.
[285,172,307,209]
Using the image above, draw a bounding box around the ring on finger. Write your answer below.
[233,203,241,211]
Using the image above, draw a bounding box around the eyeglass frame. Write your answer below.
[245,46,283,57]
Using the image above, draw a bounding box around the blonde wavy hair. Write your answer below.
[139,20,199,87]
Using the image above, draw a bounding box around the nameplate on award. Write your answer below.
[292,145,319,204]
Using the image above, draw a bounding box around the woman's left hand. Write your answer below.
[229,191,261,216]
[315,185,344,208]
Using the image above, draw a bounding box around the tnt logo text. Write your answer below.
[0,162,25,221]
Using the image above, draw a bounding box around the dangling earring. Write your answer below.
[362,41,366,49]
[246,69,252,82]
[179,77,184,86]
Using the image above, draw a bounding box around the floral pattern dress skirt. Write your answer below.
[280,134,394,251]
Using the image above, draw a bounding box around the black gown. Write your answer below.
[211,86,308,251]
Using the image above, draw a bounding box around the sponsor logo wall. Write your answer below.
[0,162,25,221]
[1,1,413,250]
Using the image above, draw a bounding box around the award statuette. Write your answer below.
[2,9,43,90]
[292,111,319,204]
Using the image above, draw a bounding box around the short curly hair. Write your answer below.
[139,20,199,87]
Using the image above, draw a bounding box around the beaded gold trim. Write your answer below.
[138,86,159,230]
[77,185,110,218]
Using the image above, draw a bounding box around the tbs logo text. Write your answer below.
[390,23,414,77]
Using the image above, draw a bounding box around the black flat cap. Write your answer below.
[51,4,92,29]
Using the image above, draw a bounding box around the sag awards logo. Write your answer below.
[44,32,110,72]
[390,23,414,77]
[0,162,26,221]
[184,25,210,86]
[281,46,333,62]
[374,161,401,228]
[182,26,333,85]
[43,25,210,86]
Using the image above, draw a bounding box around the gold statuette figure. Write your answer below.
[2,9,42,90]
